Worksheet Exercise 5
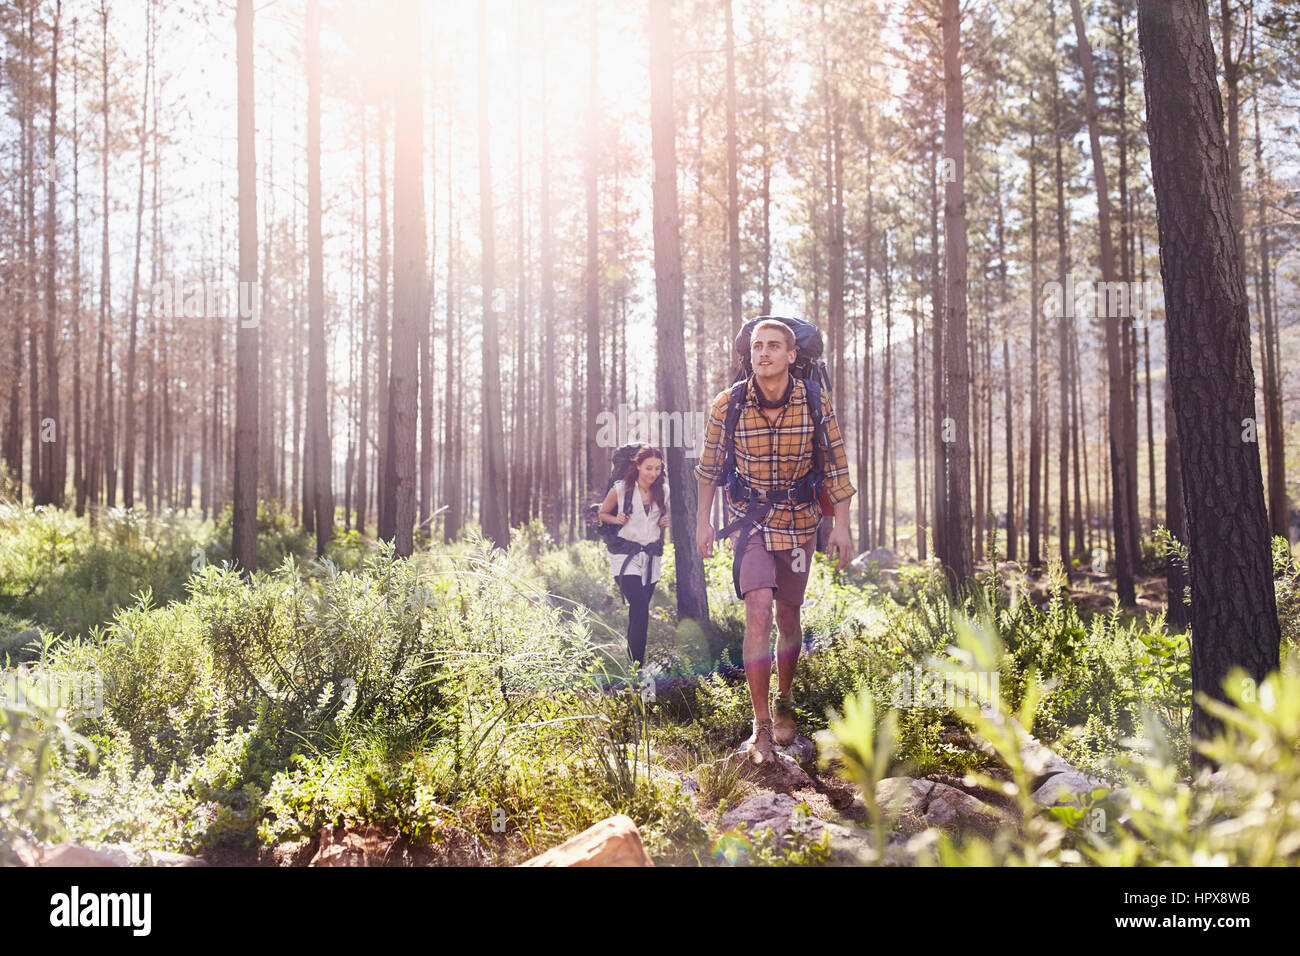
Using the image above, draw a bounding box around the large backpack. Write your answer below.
[717,316,833,597]
[588,442,666,585]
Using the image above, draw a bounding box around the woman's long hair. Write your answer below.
[619,446,667,513]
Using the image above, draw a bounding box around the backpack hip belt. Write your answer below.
[610,534,664,588]
[717,472,821,599]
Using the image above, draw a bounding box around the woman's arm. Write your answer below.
[598,484,628,525]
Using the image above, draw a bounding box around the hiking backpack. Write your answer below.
[716,316,834,596]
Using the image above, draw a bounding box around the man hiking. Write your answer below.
[695,317,855,765]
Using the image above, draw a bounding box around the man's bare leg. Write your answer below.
[774,599,802,698]
[742,587,775,723]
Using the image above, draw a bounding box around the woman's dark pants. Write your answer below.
[616,574,657,666]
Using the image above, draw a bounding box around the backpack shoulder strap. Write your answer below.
[622,480,635,515]
[804,376,827,476]
[722,379,748,479]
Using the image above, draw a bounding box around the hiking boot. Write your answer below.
[743,719,777,766]
[772,694,798,746]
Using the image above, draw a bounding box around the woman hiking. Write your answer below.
[597,445,670,667]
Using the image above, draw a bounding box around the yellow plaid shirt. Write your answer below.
[694,375,855,551]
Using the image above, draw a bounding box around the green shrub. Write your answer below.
[0,502,211,643]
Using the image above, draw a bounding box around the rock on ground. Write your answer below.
[519,814,652,867]
[1032,770,1113,808]
[90,844,143,867]
[970,705,1076,780]
[717,791,933,866]
[875,777,1005,839]
[776,734,817,766]
[851,547,899,569]
[719,791,801,835]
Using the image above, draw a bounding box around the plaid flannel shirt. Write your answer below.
[694,375,855,552]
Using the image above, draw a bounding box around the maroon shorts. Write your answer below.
[733,531,815,605]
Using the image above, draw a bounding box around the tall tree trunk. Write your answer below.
[420,73,437,540]
[1136,0,1280,759]
[936,0,973,587]
[145,43,161,515]
[758,3,772,318]
[1118,2,1143,563]
[24,2,40,504]
[648,0,709,632]
[375,115,391,538]
[355,118,370,533]
[539,43,560,540]
[1049,15,1071,576]
[233,0,259,572]
[1028,123,1042,569]
[822,8,845,401]
[478,0,508,547]
[1250,22,1287,541]
[920,283,930,564]
[879,234,892,551]
[260,87,277,508]
[584,0,603,499]
[38,0,64,506]
[123,0,153,511]
[71,15,84,514]
[1218,0,1243,263]
[443,105,461,542]
[929,96,945,566]
[384,0,424,557]
[306,0,333,555]
[725,0,742,335]
[1070,0,1136,604]
[995,166,1014,562]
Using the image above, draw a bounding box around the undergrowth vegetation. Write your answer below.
[4,501,1300,866]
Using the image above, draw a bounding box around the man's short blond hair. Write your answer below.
[751,319,795,352]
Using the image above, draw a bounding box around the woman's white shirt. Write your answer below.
[608,480,667,582]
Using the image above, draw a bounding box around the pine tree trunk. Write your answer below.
[1249,28,1287,542]
[478,0,508,547]
[584,0,603,500]
[1028,125,1041,569]
[1070,0,1136,605]
[648,0,709,633]
[233,0,259,572]
[71,14,84,515]
[375,116,391,538]
[725,0,742,336]
[443,108,462,543]
[384,0,424,557]
[1136,0,1281,758]
[306,0,333,554]
[937,0,973,587]
[39,0,63,507]
[355,119,370,534]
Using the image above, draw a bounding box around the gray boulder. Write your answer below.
[718,791,933,865]
[719,791,800,836]
[874,776,1004,839]
[851,547,899,569]
[1032,771,1113,808]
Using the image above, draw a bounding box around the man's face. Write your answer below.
[752,328,795,381]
